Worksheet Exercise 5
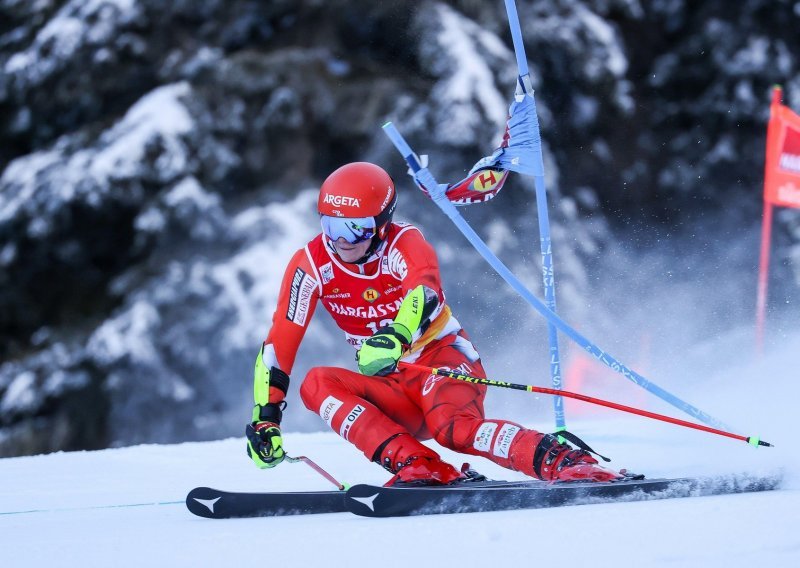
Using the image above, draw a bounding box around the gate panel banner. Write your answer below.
[764,95,800,209]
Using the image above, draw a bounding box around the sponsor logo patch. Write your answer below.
[422,363,471,396]
[327,298,403,319]
[324,291,351,299]
[471,169,501,192]
[320,262,334,284]
[339,404,366,440]
[422,373,445,396]
[319,396,343,426]
[492,424,521,458]
[362,288,380,303]
[473,422,498,453]
[286,268,317,326]
[387,248,408,279]
[345,333,369,348]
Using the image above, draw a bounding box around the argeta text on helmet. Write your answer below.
[323,195,361,207]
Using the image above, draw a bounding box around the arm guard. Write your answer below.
[252,342,290,423]
[393,284,441,343]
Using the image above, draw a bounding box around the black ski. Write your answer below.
[186,486,347,518]
[185,479,527,518]
[345,473,782,517]
[186,473,781,519]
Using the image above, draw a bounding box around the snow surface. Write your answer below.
[1,332,799,567]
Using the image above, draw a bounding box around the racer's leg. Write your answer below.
[410,336,546,477]
[412,337,620,481]
[300,366,434,466]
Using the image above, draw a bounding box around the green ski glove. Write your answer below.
[357,324,412,376]
[248,344,290,468]
[246,419,285,469]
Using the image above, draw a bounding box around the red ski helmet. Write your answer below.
[318,162,397,243]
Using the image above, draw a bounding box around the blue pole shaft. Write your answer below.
[504,0,565,431]
[382,122,734,433]
[522,90,566,431]
[503,0,529,77]
[533,176,566,431]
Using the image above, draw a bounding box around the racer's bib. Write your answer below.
[304,223,418,347]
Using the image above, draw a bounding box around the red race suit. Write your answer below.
[263,222,544,476]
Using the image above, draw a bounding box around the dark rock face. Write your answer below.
[1,0,798,456]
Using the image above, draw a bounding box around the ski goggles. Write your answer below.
[320,215,376,244]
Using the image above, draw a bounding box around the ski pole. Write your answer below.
[398,362,773,448]
[285,455,347,490]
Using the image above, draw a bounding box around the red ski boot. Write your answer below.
[375,433,465,486]
[533,434,622,482]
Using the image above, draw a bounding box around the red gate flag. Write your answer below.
[764,87,800,208]
[757,86,800,353]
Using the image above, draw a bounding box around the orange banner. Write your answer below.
[764,87,800,208]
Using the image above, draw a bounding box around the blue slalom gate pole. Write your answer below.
[503,0,529,77]
[503,0,565,433]
[382,121,735,433]
[534,177,566,432]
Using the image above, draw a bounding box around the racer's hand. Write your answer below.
[246,421,285,468]
[357,324,411,376]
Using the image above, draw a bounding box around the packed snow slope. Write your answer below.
[1,334,798,568]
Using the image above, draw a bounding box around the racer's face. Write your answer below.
[332,237,371,263]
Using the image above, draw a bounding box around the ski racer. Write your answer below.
[246,161,623,485]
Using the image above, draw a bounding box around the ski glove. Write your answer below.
[246,420,285,468]
[357,323,411,376]
[248,344,291,468]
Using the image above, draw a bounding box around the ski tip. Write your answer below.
[747,436,774,448]
[185,487,221,519]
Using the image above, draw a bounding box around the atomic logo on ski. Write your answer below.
[349,493,379,512]
[193,496,221,513]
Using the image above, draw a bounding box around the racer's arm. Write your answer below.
[391,228,446,343]
[247,249,320,467]
[357,229,447,376]
[262,248,321,386]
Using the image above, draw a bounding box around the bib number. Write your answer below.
[366,319,394,334]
